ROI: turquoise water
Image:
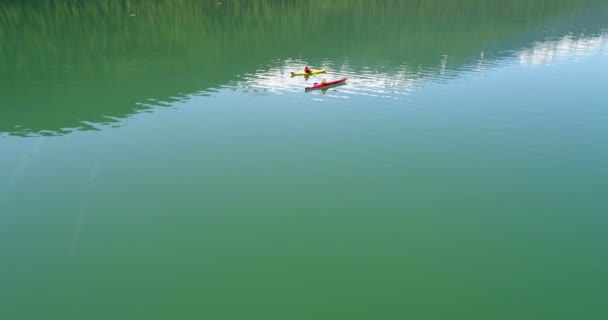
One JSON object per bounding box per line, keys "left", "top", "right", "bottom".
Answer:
{"left": 1, "top": 1, "right": 608, "bottom": 319}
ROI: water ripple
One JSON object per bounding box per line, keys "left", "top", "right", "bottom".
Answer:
{"left": 520, "top": 33, "right": 608, "bottom": 67}
{"left": 228, "top": 60, "right": 428, "bottom": 106}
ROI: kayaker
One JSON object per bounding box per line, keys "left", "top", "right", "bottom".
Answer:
{"left": 304, "top": 66, "right": 312, "bottom": 74}
{"left": 321, "top": 79, "right": 328, "bottom": 85}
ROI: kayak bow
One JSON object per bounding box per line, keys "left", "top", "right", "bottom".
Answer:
{"left": 291, "top": 69, "right": 327, "bottom": 76}
{"left": 305, "top": 78, "right": 348, "bottom": 91}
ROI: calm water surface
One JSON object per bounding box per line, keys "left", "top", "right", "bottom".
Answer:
{"left": 1, "top": 1, "right": 608, "bottom": 319}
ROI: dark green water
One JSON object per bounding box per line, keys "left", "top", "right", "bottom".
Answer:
{"left": 1, "top": 1, "right": 608, "bottom": 319}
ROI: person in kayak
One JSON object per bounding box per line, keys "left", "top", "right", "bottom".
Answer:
{"left": 312, "top": 79, "right": 328, "bottom": 86}
{"left": 304, "top": 66, "right": 312, "bottom": 74}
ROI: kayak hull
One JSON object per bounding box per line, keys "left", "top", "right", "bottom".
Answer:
{"left": 305, "top": 78, "right": 348, "bottom": 91}
{"left": 291, "top": 69, "right": 327, "bottom": 76}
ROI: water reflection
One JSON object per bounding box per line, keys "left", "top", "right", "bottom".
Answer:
{"left": 237, "top": 60, "right": 419, "bottom": 101}
{"left": 1, "top": 0, "right": 607, "bottom": 137}
{"left": 232, "top": 31, "right": 608, "bottom": 104}
{"left": 520, "top": 34, "right": 608, "bottom": 66}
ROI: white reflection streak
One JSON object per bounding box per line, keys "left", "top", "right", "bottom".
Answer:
{"left": 520, "top": 34, "right": 608, "bottom": 66}
{"left": 236, "top": 60, "right": 419, "bottom": 99}
{"left": 475, "top": 51, "right": 487, "bottom": 77}
{"left": 440, "top": 54, "right": 448, "bottom": 75}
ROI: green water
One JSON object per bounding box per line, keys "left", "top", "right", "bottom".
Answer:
{"left": 1, "top": 1, "right": 608, "bottom": 319}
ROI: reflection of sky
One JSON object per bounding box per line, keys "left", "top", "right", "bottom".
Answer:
{"left": 228, "top": 32, "right": 608, "bottom": 103}
{"left": 230, "top": 59, "right": 442, "bottom": 103}
{"left": 228, "top": 32, "right": 608, "bottom": 102}
{"left": 520, "top": 33, "right": 608, "bottom": 66}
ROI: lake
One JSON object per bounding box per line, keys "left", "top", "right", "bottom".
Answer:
{"left": 1, "top": 1, "right": 607, "bottom": 319}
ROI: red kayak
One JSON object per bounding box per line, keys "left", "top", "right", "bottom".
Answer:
{"left": 305, "top": 78, "right": 348, "bottom": 91}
